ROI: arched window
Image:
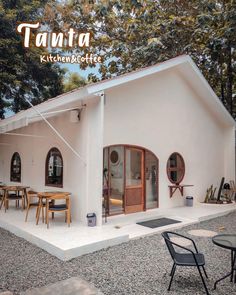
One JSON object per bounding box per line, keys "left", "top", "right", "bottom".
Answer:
{"left": 45, "top": 148, "right": 63, "bottom": 187}
{"left": 11, "top": 152, "right": 21, "bottom": 182}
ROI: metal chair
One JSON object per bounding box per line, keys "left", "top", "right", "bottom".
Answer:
{"left": 162, "top": 231, "right": 210, "bottom": 295}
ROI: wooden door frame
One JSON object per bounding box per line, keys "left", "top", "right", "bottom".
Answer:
{"left": 107, "top": 146, "right": 125, "bottom": 216}
{"left": 103, "top": 144, "right": 159, "bottom": 216}
{"left": 124, "top": 146, "right": 145, "bottom": 214}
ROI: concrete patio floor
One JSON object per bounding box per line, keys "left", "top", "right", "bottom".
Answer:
{"left": 0, "top": 201, "right": 236, "bottom": 260}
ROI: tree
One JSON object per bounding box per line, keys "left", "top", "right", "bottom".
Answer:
{"left": 190, "top": 0, "right": 236, "bottom": 115}
{"left": 63, "top": 72, "right": 87, "bottom": 92}
{"left": 46, "top": 0, "right": 236, "bottom": 117}
{"left": 0, "top": 0, "right": 65, "bottom": 118}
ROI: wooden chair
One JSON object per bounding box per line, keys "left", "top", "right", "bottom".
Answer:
{"left": 0, "top": 190, "right": 4, "bottom": 210}
{"left": 4, "top": 188, "right": 24, "bottom": 212}
{"left": 25, "top": 190, "right": 40, "bottom": 222}
{"left": 45, "top": 193, "right": 71, "bottom": 229}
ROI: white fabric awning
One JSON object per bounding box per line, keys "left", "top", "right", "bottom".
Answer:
{"left": 0, "top": 117, "right": 28, "bottom": 134}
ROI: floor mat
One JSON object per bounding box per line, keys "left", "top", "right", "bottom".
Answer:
{"left": 137, "top": 217, "right": 181, "bottom": 228}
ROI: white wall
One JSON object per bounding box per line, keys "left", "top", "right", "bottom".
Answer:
{"left": 85, "top": 95, "right": 104, "bottom": 226}
{"left": 103, "top": 68, "right": 235, "bottom": 209}
{"left": 0, "top": 97, "right": 104, "bottom": 224}
{"left": 0, "top": 68, "right": 234, "bottom": 221}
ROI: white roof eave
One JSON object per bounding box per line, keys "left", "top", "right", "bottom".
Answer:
{"left": 0, "top": 55, "right": 234, "bottom": 132}
{"left": 86, "top": 55, "right": 190, "bottom": 95}
{"left": 0, "top": 87, "right": 92, "bottom": 132}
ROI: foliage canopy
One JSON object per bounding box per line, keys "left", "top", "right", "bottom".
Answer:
{"left": 0, "top": 0, "right": 65, "bottom": 118}
{"left": 46, "top": 0, "right": 236, "bottom": 117}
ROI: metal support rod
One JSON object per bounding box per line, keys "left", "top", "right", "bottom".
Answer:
{"left": 4, "top": 132, "right": 46, "bottom": 138}
{"left": 29, "top": 106, "right": 83, "bottom": 118}
{"left": 24, "top": 98, "right": 86, "bottom": 166}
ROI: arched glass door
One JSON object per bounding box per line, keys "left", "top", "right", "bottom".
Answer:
{"left": 103, "top": 145, "right": 158, "bottom": 216}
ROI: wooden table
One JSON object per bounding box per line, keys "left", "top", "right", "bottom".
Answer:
{"left": 0, "top": 185, "right": 29, "bottom": 212}
{"left": 168, "top": 184, "right": 194, "bottom": 198}
{"left": 36, "top": 191, "right": 71, "bottom": 225}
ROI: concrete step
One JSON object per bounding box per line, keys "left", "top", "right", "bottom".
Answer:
{"left": 20, "top": 277, "right": 103, "bottom": 295}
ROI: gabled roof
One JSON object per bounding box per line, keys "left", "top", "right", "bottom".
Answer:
{"left": 0, "top": 54, "right": 235, "bottom": 133}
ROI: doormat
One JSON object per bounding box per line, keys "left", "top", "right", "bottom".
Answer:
{"left": 137, "top": 217, "right": 181, "bottom": 229}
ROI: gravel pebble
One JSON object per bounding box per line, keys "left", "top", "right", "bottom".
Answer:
{"left": 1, "top": 212, "right": 236, "bottom": 294}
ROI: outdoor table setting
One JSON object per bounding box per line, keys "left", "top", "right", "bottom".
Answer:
{"left": 0, "top": 185, "right": 29, "bottom": 212}
{"left": 0, "top": 185, "right": 71, "bottom": 228}
{"left": 36, "top": 191, "right": 71, "bottom": 227}
{"left": 212, "top": 234, "right": 236, "bottom": 289}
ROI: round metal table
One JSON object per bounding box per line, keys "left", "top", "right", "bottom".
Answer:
{"left": 212, "top": 234, "right": 236, "bottom": 289}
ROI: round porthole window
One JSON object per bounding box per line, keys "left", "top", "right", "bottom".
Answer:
{"left": 110, "top": 150, "right": 119, "bottom": 165}
{"left": 167, "top": 152, "right": 185, "bottom": 185}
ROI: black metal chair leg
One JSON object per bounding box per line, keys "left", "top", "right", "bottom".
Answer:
{"left": 214, "top": 271, "right": 232, "bottom": 290}
{"left": 231, "top": 251, "right": 234, "bottom": 282}
{"left": 202, "top": 266, "right": 208, "bottom": 278}
{"left": 197, "top": 265, "right": 210, "bottom": 295}
{"left": 169, "top": 263, "right": 176, "bottom": 276}
{"left": 168, "top": 265, "right": 176, "bottom": 291}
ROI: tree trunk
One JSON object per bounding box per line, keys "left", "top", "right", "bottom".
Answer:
{"left": 226, "top": 42, "right": 233, "bottom": 115}
{"left": 13, "top": 94, "right": 20, "bottom": 114}
{"left": 0, "top": 97, "right": 5, "bottom": 119}
{"left": 220, "top": 56, "right": 225, "bottom": 103}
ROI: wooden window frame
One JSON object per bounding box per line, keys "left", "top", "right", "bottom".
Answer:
{"left": 10, "top": 152, "right": 21, "bottom": 182}
{"left": 45, "top": 147, "right": 63, "bottom": 188}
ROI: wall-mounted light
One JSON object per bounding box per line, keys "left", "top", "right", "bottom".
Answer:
{"left": 70, "top": 109, "right": 82, "bottom": 123}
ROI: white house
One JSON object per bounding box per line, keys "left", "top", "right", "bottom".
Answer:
{"left": 0, "top": 55, "right": 235, "bottom": 226}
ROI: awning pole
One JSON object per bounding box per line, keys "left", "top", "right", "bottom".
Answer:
{"left": 29, "top": 106, "right": 82, "bottom": 118}
{"left": 25, "top": 98, "right": 86, "bottom": 166}
{"left": 5, "top": 132, "right": 46, "bottom": 138}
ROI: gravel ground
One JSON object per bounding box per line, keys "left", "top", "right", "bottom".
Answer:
{"left": 1, "top": 212, "right": 236, "bottom": 295}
